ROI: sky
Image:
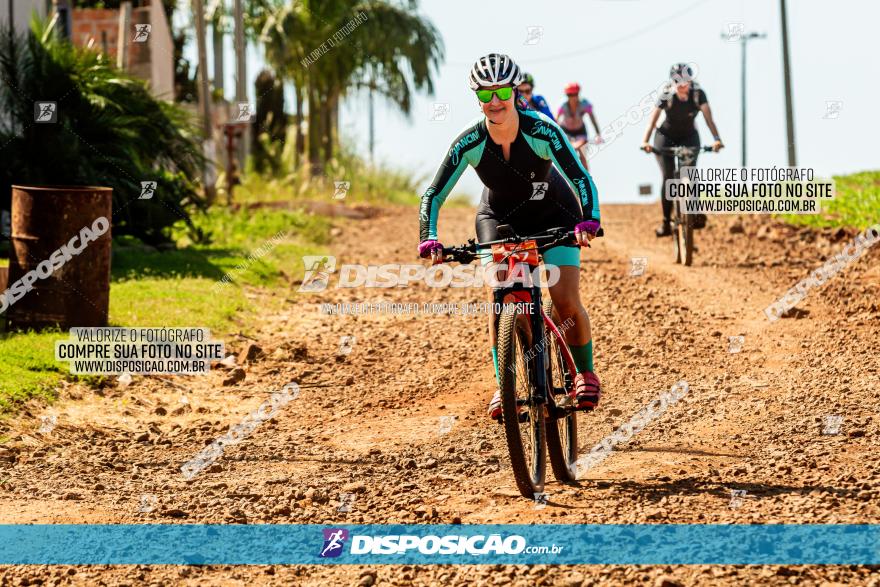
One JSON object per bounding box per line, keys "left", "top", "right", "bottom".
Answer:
{"left": 197, "top": 0, "right": 879, "bottom": 205}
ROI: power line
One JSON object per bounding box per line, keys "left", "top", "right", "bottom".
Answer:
{"left": 447, "top": 0, "right": 716, "bottom": 67}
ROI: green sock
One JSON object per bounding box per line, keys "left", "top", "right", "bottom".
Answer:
{"left": 569, "top": 341, "right": 594, "bottom": 374}
{"left": 491, "top": 346, "right": 500, "bottom": 386}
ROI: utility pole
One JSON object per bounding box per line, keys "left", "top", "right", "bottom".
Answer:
{"left": 368, "top": 85, "right": 375, "bottom": 164}
{"left": 116, "top": 1, "right": 131, "bottom": 70}
{"left": 193, "top": 0, "right": 215, "bottom": 202}
{"left": 724, "top": 29, "right": 765, "bottom": 166}
{"left": 233, "top": 0, "right": 248, "bottom": 170}
{"left": 780, "top": 0, "right": 797, "bottom": 166}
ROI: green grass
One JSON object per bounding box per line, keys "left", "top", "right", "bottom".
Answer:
{"left": 1, "top": 145, "right": 429, "bottom": 418}
{"left": 0, "top": 330, "right": 65, "bottom": 414}
{"left": 233, "top": 137, "right": 428, "bottom": 207}
{"left": 109, "top": 277, "right": 246, "bottom": 330}
{"left": 234, "top": 173, "right": 477, "bottom": 208}
{"left": 234, "top": 167, "right": 423, "bottom": 207}
{"left": 0, "top": 205, "right": 331, "bottom": 419}
{"left": 781, "top": 170, "right": 880, "bottom": 229}
{"left": 444, "top": 193, "right": 477, "bottom": 208}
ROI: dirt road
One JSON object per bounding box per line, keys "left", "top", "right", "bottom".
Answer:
{"left": 1, "top": 203, "right": 879, "bottom": 586}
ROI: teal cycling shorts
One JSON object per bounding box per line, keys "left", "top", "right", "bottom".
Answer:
{"left": 478, "top": 245, "right": 581, "bottom": 268}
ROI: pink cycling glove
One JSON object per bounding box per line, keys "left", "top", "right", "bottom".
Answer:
{"left": 418, "top": 240, "right": 443, "bottom": 259}
{"left": 574, "top": 220, "right": 601, "bottom": 236}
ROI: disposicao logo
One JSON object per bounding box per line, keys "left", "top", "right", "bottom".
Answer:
{"left": 319, "top": 528, "right": 349, "bottom": 558}
{"left": 318, "top": 530, "right": 529, "bottom": 556}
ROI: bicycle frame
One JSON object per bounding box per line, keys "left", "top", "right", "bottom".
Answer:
{"left": 542, "top": 308, "right": 578, "bottom": 417}
{"left": 672, "top": 151, "right": 694, "bottom": 225}
{"left": 490, "top": 255, "right": 578, "bottom": 418}
{"left": 674, "top": 148, "right": 697, "bottom": 173}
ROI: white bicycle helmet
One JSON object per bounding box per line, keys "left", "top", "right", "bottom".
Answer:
{"left": 468, "top": 53, "right": 523, "bottom": 91}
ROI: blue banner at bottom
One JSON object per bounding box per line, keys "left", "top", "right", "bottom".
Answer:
{"left": 1, "top": 524, "right": 878, "bottom": 565}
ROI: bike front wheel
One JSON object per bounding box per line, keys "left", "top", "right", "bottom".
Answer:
{"left": 672, "top": 200, "right": 694, "bottom": 266}
{"left": 542, "top": 300, "right": 579, "bottom": 482}
{"left": 681, "top": 214, "right": 694, "bottom": 266}
{"left": 497, "top": 302, "right": 546, "bottom": 498}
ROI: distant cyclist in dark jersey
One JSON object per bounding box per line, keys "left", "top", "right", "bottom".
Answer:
{"left": 641, "top": 63, "right": 724, "bottom": 237}
{"left": 517, "top": 72, "right": 554, "bottom": 120}
{"left": 418, "top": 53, "right": 602, "bottom": 418}
{"left": 556, "top": 82, "right": 603, "bottom": 171}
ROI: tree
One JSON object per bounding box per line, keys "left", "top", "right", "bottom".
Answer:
{"left": 0, "top": 18, "right": 205, "bottom": 243}
{"left": 252, "top": 68, "right": 287, "bottom": 174}
{"left": 258, "top": 0, "right": 443, "bottom": 176}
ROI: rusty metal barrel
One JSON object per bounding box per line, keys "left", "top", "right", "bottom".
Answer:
{"left": 5, "top": 185, "right": 112, "bottom": 330}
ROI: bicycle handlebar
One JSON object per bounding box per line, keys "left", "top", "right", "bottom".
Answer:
{"left": 439, "top": 226, "right": 604, "bottom": 265}
{"left": 643, "top": 145, "right": 716, "bottom": 155}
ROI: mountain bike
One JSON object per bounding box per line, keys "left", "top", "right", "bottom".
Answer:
{"left": 652, "top": 145, "right": 714, "bottom": 266}
{"left": 439, "top": 225, "right": 603, "bottom": 498}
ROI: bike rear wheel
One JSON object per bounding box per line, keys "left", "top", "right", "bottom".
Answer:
{"left": 497, "top": 303, "right": 546, "bottom": 498}
{"left": 542, "top": 300, "right": 578, "bottom": 482}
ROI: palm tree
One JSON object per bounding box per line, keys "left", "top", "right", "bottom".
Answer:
{"left": 0, "top": 18, "right": 205, "bottom": 243}
{"left": 258, "top": 0, "right": 443, "bottom": 176}
{"left": 253, "top": 0, "right": 312, "bottom": 170}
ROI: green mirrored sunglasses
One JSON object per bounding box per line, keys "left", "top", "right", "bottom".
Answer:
{"left": 476, "top": 86, "right": 514, "bottom": 103}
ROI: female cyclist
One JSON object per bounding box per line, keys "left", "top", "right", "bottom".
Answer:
{"left": 417, "top": 53, "right": 602, "bottom": 419}
{"left": 555, "top": 82, "right": 603, "bottom": 171}
{"left": 641, "top": 63, "right": 724, "bottom": 237}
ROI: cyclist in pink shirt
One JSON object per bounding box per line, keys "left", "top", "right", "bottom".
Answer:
{"left": 555, "top": 82, "right": 602, "bottom": 171}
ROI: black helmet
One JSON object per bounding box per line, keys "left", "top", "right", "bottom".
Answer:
{"left": 521, "top": 72, "right": 535, "bottom": 87}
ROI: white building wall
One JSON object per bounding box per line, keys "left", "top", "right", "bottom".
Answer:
{"left": 0, "top": 0, "right": 49, "bottom": 34}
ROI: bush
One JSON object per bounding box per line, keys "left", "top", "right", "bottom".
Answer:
{"left": 0, "top": 19, "right": 205, "bottom": 244}
{"left": 781, "top": 170, "right": 880, "bottom": 230}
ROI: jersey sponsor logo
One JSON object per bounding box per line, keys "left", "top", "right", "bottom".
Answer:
{"left": 419, "top": 187, "right": 436, "bottom": 224}
{"left": 529, "top": 121, "right": 564, "bottom": 152}
{"left": 448, "top": 129, "right": 481, "bottom": 166}
{"left": 572, "top": 177, "right": 589, "bottom": 201}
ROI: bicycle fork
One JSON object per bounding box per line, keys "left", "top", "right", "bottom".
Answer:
{"left": 492, "top": 282, "right": 548, "bottom": 409}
